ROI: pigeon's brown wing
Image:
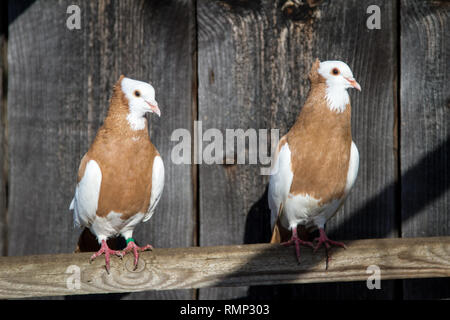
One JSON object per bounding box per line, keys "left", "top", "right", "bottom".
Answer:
{"left": 268, "top": 136, "right": 293, "bottom": 243}
{"left": 70, "top": 155, "right": 102, "bottom": 228}
{"left": 144, "top": 154, "right": 164, "bottom": 222}
{"left": 76, "top": 154, "right": 90, "bottom": 183}
{"left": 69, "top": 153, "right": 89, "bottom": 211}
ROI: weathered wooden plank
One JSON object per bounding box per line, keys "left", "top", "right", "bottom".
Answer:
{"left": 0, "top": 0, "right": 6, "bottom": 257}
{"left": 0, "top": 237, "right": 449, "bottom": 299}
{"left": 400, "top": 0, "right": 450, "bottom": 299}
{"left": 197, "top": 0, "right": 397, "bottom": 299}
{"left": 7, "top": 0, "right": 195, "bottom": 299}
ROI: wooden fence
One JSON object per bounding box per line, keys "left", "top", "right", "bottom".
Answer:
{"left": 0, "top": 0, "right": 448, "bottom": 299}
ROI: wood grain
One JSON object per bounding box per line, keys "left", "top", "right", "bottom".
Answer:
{"left": 0, "top": 0, "right": 6, "bottom": 257}
{"left": 400, "top": 0, "right": 450, "bottom": 299}
{"left": 0, "top": 237, "right": 449, "bottom": 299}
{"left": 7, "top": 0, "right": 195, "bottom": 299}
{"left": 197, "top": 0, "right": 397, "bottom": 299}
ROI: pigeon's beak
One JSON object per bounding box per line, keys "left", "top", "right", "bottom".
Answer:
{"left": 146, "top": 101, "right": 161, "bottom": 117}
{"left": 345, "top": 77, "right": 361, "bottom": 91}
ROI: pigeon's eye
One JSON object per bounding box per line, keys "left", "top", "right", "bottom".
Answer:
{"left": 134, "top": 90, "right": 141, "bottom": 97}
{"left": 331, "top": 68, "right": 340, "bottom": 75}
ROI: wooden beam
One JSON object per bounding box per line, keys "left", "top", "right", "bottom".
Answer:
{"left": 0, "top": 237, "right": 449, "bottom": 299}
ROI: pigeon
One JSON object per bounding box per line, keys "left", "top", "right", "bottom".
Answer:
{"left": 269, "top": 59, "right": 361, "bottom": 263}
{"left": 69, "top": 75, "right": 164, "bottom": 272}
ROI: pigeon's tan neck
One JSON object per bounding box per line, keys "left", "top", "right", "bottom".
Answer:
{"left": 293, "top": 81, "right": 352, "bottom": 132}
{"left": 101, "top": 85, "right": 150, "bottom": 138}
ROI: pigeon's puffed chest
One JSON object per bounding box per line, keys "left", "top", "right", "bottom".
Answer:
{"left": 279, "top": 140, "right": 358, "bottom": 229}
{"left": 94, "top": 135, "right": 158, "bottom": 220}
{"left": 287, "top": 99, "right": 352, "bottom": 205}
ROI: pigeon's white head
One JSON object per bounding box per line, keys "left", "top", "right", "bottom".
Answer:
{"left": 316, "top": 60, "right": 361, "bottom": 113}
{"left": 120, "top": 77, "right": 160, "bottom": 130}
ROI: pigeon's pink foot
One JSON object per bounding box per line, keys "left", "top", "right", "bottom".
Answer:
{"left": 90, "top": 239, "right": 124, "bottom": 273}
{"left": 313, "top": 228, "right": 346, "bottom": 253}
{"left": 281, "top": 227, "right": 314, "bottom": 264}
{"left": 122, "top": 239, "right": 153, "bottom": 269}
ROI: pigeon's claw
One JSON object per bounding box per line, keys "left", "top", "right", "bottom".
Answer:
{"left": 121, "top": 241, "right": 153, "bottom": 269}
{"left": 281, "top": 227, "right": 314, "bottom": 264}
{"left": 90, "top": 239, "right": 124, "bottom": 273}
{"left": 313, "top": 228, "right": 346, "bottom": 253}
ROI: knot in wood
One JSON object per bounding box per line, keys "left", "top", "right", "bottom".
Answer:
{"left": 281, "top": 0, "right": 324, "bottom": 21}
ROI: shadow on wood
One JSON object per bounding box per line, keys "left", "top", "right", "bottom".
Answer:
{"left": 8, "top": 0, "right": 35, "bottom": 27}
